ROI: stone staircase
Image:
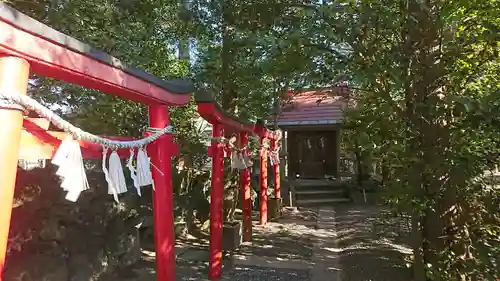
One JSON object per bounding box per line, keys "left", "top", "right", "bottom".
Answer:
{"left": 291, "top": 179, "right": 351, "bottom": 206}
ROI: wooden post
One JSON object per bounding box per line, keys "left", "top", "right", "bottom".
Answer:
{"left": 239, "top": 132, "right": 252, "bottom": 241}
{"left": 281, "top": 131, "right": 287, "bottom": 183}
{"left": 0, "top": 56, "right": 30, "bottom": 279}
{"left": 272, "top": 139, "right": 281, "bottom": 199}
{"left": 336, "top": 128, "right": 341, "bottom": 178}
{"left": 148, "top": 105, "right": 176, "bottom": 281}
{"left": 209, "top": 124, "right": 224, "bottom": 280}
{"left": 259, "top": 137, "right": 268, "bottom": 225}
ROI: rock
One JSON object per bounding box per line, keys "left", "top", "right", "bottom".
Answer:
{"left": 8, "top": 168, "right": 153, "bottom": 281}
{"left": 120, "top": 192, "right": 140, "bottom": 211}
{"left": 41, "top": 263, "right": 68, "bottom": 281}
{"left": 39, "top": 220, "right": 66, "bottom": 241}
{"left": 175, "top": 221, "right": 187, "bottom": 237}
{"left": 68, "top": 254, "right": 102, "bottom": 281}
{"left": 4, "top": 266, "right": 32, "bottom": 281}
{"left": 105, "top": 218, "right": 141, "bottom": 267}
{"left": 38, "top": 256, "right": 68, "bottom": 281}
{"left": 115, "top": 267, "right": 139, "bottom": 279}
{"left": 116, "top": 230, "right": 141, "bottom": 267}
{"left": 138, "top": 216, "right": 154, "bottom": 229}
{"left": 5, "top": 255, "right": 68, "bottom": 281}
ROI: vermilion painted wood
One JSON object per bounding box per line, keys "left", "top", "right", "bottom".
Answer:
{"left": 207, "top": 146, "right": 213, "bottom": 157}
{"left": 0, "top": 21, "right": 190, "bottom": 105}
{"left": 259, "top": 136, "right": 269, "bottom": 226}
{"left": 147, "top": 106, "right": 177, "bottom": 281}
{"left": 254, "top": 124, "right": 281, "bottom": 140}
{"left": 23, "top": 118, "right": 50, "bottom": 130}
{"left": 272, "top": 139, "right": 281, "bottom": 199}
{"left": 198, "top": 97, "right": 275, "bottom": 279}
{"left": 0, "top": 56, "right": 30, "bottom": 281}
{"left": 198, "top": 103, "right": 254, "bottom": 133}
{"left": 209, "top": 124, "right": 224, "bottom": 280}
{"left": 254, "top": 124, "right": 281, "bottom": 225}
{"left": 169, "top": 138, "right": 180, "bottom": 157}
{"left": 239, "top": 132, "right": 252, "bottom": 242}
{"left": 207, "top": 142, "right": 231, "bottom": 158}
{"left": 1, "top": 7, "right": 186, "bottom": 281}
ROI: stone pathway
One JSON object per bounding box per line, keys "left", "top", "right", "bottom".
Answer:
{"left": 105, "top": 205, "right": 411, "bottom": 281}
{"left": 226, "top": 207, "right": 316, "bottom": 281}
{"left": 226, "top": 205, "right": 412, "bottom": 281}
{"left": 310, "top": 208, "right": 341, "bottom": 281}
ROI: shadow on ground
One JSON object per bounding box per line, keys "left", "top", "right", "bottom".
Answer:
{"left": 334, "top": 204, "right": 412, "bottom": 281}
{"left": 227, "top": 265, "right": 309, "bottom": 281}
{"left": 100, "top": 253, "right": 233, "bottom": 281}
{"left": 238, "top": 225, "right": 315, "bottom": 259}
{"left": 100, "top": 205, "right": 413, "bottom": 281}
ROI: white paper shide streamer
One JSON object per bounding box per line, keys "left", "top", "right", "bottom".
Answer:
{"left": 51, "top": 136, "right": 89, "bottom": 202}
{"left": 268, "top": 146, "right": 280, "bottom": 166}
{"left": 101, "top": 148, "right": 127, "bottom": 202}
{"left": 127, "top": 149, "right": 141, "bottom": 196}
{"left": 136, "top": 147, "right": 153, "bottom": 187}
{"left": 1, "top": 89, "right": 171, "bottom": 203}
{"left": 230, "top": 149, "right": 253, "bottom": 170}
{"left": 126, "top": 147, "right": 153, "bottom": 197}
{"left": 230, "top": 151, "right": 247, "bottom": 170}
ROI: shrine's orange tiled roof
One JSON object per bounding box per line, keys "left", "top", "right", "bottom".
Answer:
{"left": 277, "top": 87, "right": 350, "bottom": 126}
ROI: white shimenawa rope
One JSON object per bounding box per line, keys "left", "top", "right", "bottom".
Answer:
{"left": 0, "top": 91, "right": 173, "bottom": 149}
{"left": 0, "top": 91, "right": 171, "bottom": 202}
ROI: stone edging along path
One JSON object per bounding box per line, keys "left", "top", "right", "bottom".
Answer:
{"left": 310, "top": 207, "right": 341, "bottom": 281}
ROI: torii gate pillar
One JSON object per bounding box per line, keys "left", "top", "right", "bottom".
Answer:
{"left": 208, "top": 123, "right": 225, "bottom": 280}
{"left": 148, "top": 105, "right": 176, "bottom": 281}
{"left": 239, "top": 132, "right": 252, "bottom": 241}
{"left": 0, "top": 56, "right": 30, "bottom": 279}
{"left": 259, "top": 137, "right": 269, "bottom": 225}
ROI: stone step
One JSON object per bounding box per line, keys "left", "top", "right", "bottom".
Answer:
{"left": 297, "top": 197, "right": 351, "bottom": 206}
{"left": 294, "top": 184, "right": 345, "bottom": 193}
{"left": 292, "top": 179, "right": 343, "bottom": 188}
{"left": 295, "top": 189, "right": 344, "bottom": 195}
{"left": 296, "top": 188, "right": 348, "bottom": 201}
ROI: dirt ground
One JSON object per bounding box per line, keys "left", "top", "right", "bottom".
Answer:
{"left": 334, "top": 204, "right": 412, "bottom": 281}
{"left": 99, "top": 204, "right": 412, "bottom": 281}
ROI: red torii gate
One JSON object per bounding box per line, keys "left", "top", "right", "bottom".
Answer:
{"left": 0, "top": 4, "right": 191, "bottom": 281}
{"left": 253, "top": 121, "right": 282, "bottom": 226}
{"left": 195, "top": 91, "right": 282, "bottom": 280}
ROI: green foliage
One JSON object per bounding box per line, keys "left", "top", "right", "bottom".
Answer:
{"left": 336, "top": 0, "right": 500, "bottom": 280}
{"left": 7, "top": 0, "right": 500, "bottom": 279}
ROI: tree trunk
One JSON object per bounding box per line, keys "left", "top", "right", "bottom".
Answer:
{"left": 185, "top": 169, "right": 196, "bottom": 232}
{"left": 401, "top": 0, "right": 452, "bottom": 279}
{"left": 411, "top": 211, "right": 426, "bottom": 281}
{"left": 354, "top": 141, "right": 364, "bottom": 186}
{"left": 220, "top": 0, "right": 236, "bottom": 112}
{"left": 178, "top": 0, "right": 191, "bottom": 62}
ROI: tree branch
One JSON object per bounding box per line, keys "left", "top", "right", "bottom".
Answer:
{"left": 301, "top": 43, "right": 347, "bottom": 59}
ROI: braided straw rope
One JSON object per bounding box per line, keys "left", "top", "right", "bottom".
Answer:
{"left": 0, "top": 91, "right": 173, "bottom": 149}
